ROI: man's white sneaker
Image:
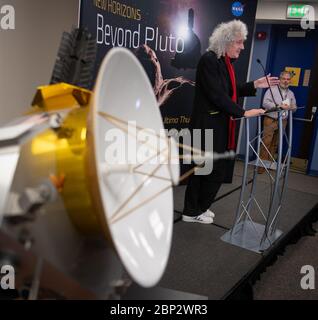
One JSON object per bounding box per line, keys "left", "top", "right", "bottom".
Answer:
{"left": 182, "top": 213, "right": 213, "bottom": 224}
{"left": 203, "top": 209, "right": 215, "bottom": 218}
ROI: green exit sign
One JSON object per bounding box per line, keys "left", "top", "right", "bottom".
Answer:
{"left": 287, "top": 4, "right": 310, "bottom": 18}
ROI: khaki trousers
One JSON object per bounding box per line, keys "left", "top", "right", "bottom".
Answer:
{"left": 259, "top": 116, "right": 287, "bottom": 163}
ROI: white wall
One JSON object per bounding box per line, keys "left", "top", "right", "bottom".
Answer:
{"left": 0, "top": 0, "right": 79, "bottom": 126}
{"left": 257, "top": 0, "right": 318, "bottom": 23}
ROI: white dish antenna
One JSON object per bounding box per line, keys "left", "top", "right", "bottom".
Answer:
{"left": 88, "top": 47, "right": 179, "bottom": 287}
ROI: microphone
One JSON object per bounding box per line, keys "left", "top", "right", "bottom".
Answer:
{"left": 256, "top": 59, "right": 280, "bottom": 110}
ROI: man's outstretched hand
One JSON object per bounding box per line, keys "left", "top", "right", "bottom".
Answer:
{"left": 254, "top": 74, "right": 280, "bottom": 88}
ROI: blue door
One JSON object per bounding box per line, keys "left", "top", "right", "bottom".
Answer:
{"left": 267, "top": 25, "right": 318, "bottom": 160}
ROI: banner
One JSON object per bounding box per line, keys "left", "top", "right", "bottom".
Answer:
{"left": 80, "top": 0, "right": 258, "bottom": 130}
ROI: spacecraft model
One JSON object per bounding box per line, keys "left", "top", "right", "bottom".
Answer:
{"left": 0, "top": 28, "right": 233, "bottom": 300}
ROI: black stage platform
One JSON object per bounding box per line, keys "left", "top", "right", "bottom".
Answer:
{"left": 124, "top": 162, "right": 318, "bottom": 300}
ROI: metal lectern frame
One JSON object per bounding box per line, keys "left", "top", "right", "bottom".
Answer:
{"left": 221, "top": 110, "right": 293, "bottom": 253}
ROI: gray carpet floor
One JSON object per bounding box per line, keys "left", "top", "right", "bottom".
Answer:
{"left": 159, "top": 221, "right": 260, "bottom": 299}
{"left": 235, "top": 161, "right": 318, "bottom": 300}
{"left": 163, "top": 161, "right": 318, "bottom": 299}
{"left": 128, "top": 161, "right": 318, "bottom": 299}
{"left": 253, "top": 222, "right": 318, "bottom": 300}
